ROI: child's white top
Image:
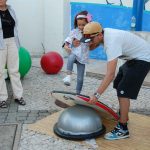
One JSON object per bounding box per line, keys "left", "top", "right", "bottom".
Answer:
{"left": 65, "top": 28, "right": 89, "bottom": 64}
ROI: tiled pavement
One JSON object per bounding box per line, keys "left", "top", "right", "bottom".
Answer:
{"left": 0, "top": 57, "right": 150, "bottom": 150}
{"left": 0, "top": 80, "right": 56, "bottom": 125}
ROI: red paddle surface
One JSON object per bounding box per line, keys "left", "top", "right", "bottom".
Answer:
{"left": 77, "top": 95, "right": 119, "bottom": 120}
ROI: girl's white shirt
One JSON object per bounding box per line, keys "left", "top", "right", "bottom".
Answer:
{"left": 65, "top": 28, "right": 89, "bottom": 64}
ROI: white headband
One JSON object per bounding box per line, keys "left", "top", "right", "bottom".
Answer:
{"left": 76, "top": 15, "right": 87, "bottom": 19}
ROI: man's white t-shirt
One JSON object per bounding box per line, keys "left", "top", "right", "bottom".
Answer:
{"left": 104, "top": 28, "right": 150, "bottom": 62}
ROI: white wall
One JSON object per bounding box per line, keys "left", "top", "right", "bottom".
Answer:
{"left": 7, "top": 0, "right": 150, "bottom": 56}
{"left": 44, "top": 0, "right": 68, "bottom": 55}
{"left": 8, "top": 0, "right": 44, "bottom": 56}
{"left": 70, "top": 0, "right": 133, "bottom": 7}
{"left": 8, "top": 0, "right": 70, "bottom": 56}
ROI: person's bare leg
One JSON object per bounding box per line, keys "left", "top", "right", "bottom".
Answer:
{"left": 118, "top": 97, "right": 130, "bottom": 123}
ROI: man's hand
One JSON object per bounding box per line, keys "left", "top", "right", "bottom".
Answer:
{"left": 88, "top": 94, "right": 98, "bottom": 104}
{"left": 72, "top": 38, "right": 80, "bottom": 47}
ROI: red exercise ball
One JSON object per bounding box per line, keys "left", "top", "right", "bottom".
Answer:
{"left": 40, "top": 51, "right": 63, "bottom": 74}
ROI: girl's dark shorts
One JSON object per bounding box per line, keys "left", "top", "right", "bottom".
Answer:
{"left": 113, "top": 60, "right": 150, "bottom": 99}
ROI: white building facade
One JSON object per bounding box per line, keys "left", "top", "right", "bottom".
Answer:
{"left": 8, "top": 0, "right": 150, "bottom": 56}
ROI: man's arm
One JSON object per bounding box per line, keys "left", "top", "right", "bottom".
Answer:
{"left": 89, "top": 58, "right": 118, "bottom": 103}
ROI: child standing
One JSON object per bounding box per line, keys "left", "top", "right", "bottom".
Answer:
{"left": 63, "top": 11, "right": 92, "bottom": 94}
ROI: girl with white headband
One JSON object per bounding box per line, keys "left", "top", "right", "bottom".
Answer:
{"left": 63, "top": 10, "right": 92, "bottom": 94}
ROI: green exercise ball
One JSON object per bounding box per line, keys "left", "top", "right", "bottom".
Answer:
{"left": 19, "top": 47, "right": 32, "bottom": 78}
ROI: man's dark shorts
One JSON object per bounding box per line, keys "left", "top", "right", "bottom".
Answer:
{"left": 113, "top": 60, "right": 150, "bottom": 99}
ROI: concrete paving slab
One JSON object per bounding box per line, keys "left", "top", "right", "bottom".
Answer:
{"left": 86, "top": 59, "right": 150, "bottom": 86}
{"left": 0, "top": 57, "right": 149, "bottom": 150}
{"left": 0, "top": 124, "right": 17, "bottom": 150}
{"left": 28, "top": 58, "right": 150, "bottom": 114}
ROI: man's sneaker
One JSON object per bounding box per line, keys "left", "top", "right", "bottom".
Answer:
{"left": 63, "top": 76, "right": 71, "bottom": 86}
{"left": 104, "top": 123, "right": 129, "bottom": 140}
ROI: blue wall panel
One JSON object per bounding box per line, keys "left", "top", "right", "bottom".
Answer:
{"left": 143, "top": 11, "right": 150, "bottom": 31}
{"left": 70, "top": 2, "right": 150, "bottom": 60}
